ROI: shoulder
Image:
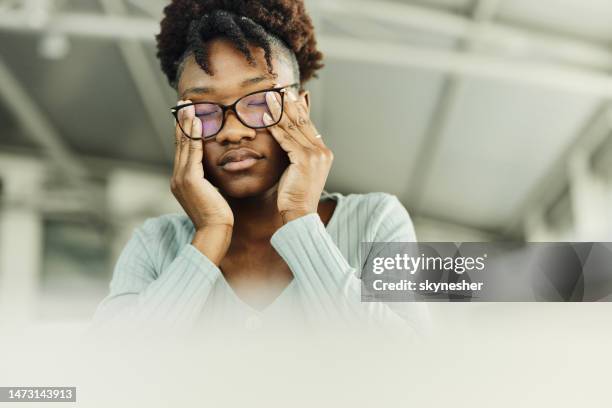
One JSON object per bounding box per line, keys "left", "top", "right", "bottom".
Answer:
{"left": 331, "top": 192, "right": 417, "bottom": 241}
{"left": 334, "top": 191, "right": 408, "bottom": 219}
{"left": 134, "top": 212, "right": 194, "bottom": 250}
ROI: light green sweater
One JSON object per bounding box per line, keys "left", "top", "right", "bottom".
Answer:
{"left": 93, "top": 191, "right": 430, "bottom": 335}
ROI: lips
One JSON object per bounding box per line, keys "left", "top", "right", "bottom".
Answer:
{"left": 218, "top": 148, "right": 264, "bottom": 171}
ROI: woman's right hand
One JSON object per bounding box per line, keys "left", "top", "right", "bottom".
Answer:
{"left": 171, "top": 100, "right": 234, "bottom": 231}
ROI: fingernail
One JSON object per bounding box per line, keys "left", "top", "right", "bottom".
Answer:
{"left": 266, "top": 92, "right": 277, "bottom": 105}
{"left": 289, "top": 91, "right": 298, "bottom": 101}
{"left": 184, "top": 100, "right": 193, "bottom": 113}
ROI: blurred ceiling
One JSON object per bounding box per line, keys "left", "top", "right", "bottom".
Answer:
{"left": 1, "top": 0, "right": 612, "bottom": 236}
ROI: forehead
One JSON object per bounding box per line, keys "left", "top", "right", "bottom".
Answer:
{"left": 177, "top": 39, "right": 294, "bottom": 98}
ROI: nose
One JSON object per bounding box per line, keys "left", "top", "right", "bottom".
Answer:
{"left": 214, "top": 110, "right": 256, "bottom": 144}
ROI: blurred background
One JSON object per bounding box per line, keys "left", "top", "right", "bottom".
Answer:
{"left": 1, "top": 0, "right": 612, "bottom": 326}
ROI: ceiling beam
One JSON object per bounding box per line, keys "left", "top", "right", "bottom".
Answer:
{"left": 407, "top": 0, "right": 501, "bottom": 213}
{"left": 505, "top": 104, "right": 612, "bottom": 237}
{"left": 125, "top": 0, "right": 164, "bottom": 20}
{"left": 0, "top": 10, "right": 158, "bottom": 41}
{"left": 321, "top": 12, "right": 415, "bottom": 44}
{"left": 0, "top": 55, "right": 88, "bottom": 182}
{"left": 1, "top": 9, "right": 612, "bottom": 95}
{"left": 99, "top": 0, "right": 174, "bottom": 161}
{"left": 0, "top": 143, "right": 171, "bottom": 181}
{"left": 318, "top": 35, "right": 612, "bottom": 98}
{"left": 315, "top": 0, "right": 612, "bottom": 71}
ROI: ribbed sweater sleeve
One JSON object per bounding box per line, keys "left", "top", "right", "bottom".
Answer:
{"left": 270, "top": 193, "right": 423, "bottom": 333}
{"left": 92, "top": 218, "right": 221, "bottom": 329}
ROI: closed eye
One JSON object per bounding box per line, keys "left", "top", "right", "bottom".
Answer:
{"left": 197, "top": 112, "right": 219, "bottom": 118}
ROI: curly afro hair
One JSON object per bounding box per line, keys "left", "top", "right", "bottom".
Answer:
{"left": 156, "top": 0, "right": 324, "bottom": 89}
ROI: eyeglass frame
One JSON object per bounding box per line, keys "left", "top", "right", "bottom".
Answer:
{"left": 171, "top": 82, "right": 300, "bottom": 141}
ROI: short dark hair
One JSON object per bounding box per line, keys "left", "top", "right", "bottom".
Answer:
{"left": 156, "top": 0, "right": 324, "bottom": 89}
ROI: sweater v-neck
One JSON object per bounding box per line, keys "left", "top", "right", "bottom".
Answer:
{"left": 218, "top": 191, "right": 345, "bottom": 315}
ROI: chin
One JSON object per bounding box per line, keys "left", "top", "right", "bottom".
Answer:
{"left": 221, "top": 184, "right": 265, "bottom": 199}
{"left": 216, "top": 176, "right": 278, "bottom": 199}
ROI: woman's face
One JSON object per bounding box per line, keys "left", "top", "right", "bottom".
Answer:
{"left": 177, "top": 39, "right": 305, "bottom": 199}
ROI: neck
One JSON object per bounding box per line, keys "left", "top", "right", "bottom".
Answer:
{"left": 224, "top": 184, "right": 284, "bottom": 251}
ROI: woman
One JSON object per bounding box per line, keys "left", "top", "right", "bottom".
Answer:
{"left": 93, "top": 0, "right": 428, "bottom": 335}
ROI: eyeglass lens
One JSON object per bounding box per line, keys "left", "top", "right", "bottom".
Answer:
{"left": 185, "top": 90, "right": 283, "bottom": 139}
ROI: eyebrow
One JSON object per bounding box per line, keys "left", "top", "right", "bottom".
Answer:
{"left": 181, "top": 75, "right": 273, "bottom": 99}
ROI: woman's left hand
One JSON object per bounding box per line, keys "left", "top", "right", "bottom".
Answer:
{"left": 263, "top": 88, "right": 334, "bottom": 224}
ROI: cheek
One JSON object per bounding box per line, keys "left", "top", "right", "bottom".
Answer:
{"left": 202, "top": 145, "right": 220, "bottom": 174}
{"left": 260, "top": 133, "right": 289, "bottom": 168}
{"left": 259, "top": 131, "right": 282, "bottom": 154}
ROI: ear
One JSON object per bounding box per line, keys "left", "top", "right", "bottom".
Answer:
{"left": 299, "top": 90, "right": 311, "bottom": 114}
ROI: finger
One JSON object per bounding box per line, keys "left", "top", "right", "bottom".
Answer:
{"left": 186, "top": 118, "right": 204, "bottom": 174}
{"left": 181, "top": 100, "right": 195, "bottom": 137}
{"left": 290, "top": 93, "right": 327, "bottom": 148}
{"left": 265, "top": 91, "right": 283, "bottom": 124}
{"left": 263, "top": 111, "right": 303, "bottom": 158}
{"left": 265, "top": 91, "right": 306, "bottom": 152}
{"left": 173, "top": 100, "right": 186, "bottom": 176}
{"left": 177, "top": 102, "right": 195, "bottom": 173}
{"left": 272, "top": 91, "right": 315, "bottom": 150}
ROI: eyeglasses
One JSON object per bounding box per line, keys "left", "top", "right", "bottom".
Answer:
{"left": 171, "top": 83, "right": 300, "bottom": 140}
